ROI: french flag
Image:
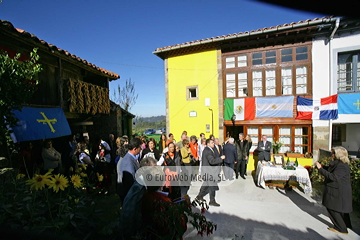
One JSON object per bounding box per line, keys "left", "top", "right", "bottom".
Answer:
{"left": 296, "top": 95, "right": 338, "bottom": 120}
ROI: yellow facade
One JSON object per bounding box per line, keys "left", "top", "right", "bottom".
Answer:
{"left": 167, "top": 50, "right": 219, "bottom": 140}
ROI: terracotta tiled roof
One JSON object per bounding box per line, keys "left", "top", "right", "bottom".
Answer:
{"left": 154, "top": 16, "right": 335, "bottom": 54}
{"left": 1, "top": 20, "right": 119, "bottom": 80}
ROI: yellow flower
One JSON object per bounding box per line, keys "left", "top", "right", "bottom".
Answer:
{"left": 69, "top": 167, "right": 74, "bottom": 172}
{"left": 70, "top": 174, "right": 82, "bottom": 188}
{"left": 97, "top": 173, "right": 104, "bottom": 182}
{"left": 75, "top": 167, "right": 82, "bottom": 173}
{"left": 16, "top": 173, "right": 25, "bottom": 180}
{"left": 48, "top": 174, "right": 69, "bottom": 193}
{"left": 26, "top": 172, "right": 52, "bottom": 190}
{"left": 80, "top": 172, "right": 87, "bottom": 178}
{"left": 78, "top": 163, "right": 87, "bottom": 170}
{"left": 74, "top": 198, "right": 79, "bottom": 204}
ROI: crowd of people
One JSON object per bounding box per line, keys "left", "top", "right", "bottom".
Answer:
{"left": 15, "top": 130, "right": 354, "bottom": 237}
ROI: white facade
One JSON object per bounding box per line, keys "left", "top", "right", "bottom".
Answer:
{"left": 312, "top": 27, "right": 360, "bottom": 156}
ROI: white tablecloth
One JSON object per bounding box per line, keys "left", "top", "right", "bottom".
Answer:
{"left": 255, "top": 161, "right": 312, "bottom": 194}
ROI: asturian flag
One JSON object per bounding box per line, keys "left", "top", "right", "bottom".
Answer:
{"left": 296, "top": 95, "right": 338, "bottom": 120}
{"left": 10, "top": 107, "right": 71, "bottom": 143}
{"left": 256, "top": 96, "right": 294, "bottom": 118}
{"left": 338, "top": 93, "right": 360, "bottom": 114}
{"left": 224, "top": 98, "right": 255, "bottom": 120}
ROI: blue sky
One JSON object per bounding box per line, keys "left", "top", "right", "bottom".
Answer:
{"left": 0, "top": 0, "right": 321, "bottom": 117}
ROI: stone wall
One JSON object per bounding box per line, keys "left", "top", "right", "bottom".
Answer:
{"left": 313, "top": 126, "right": 330, "bottom": 162}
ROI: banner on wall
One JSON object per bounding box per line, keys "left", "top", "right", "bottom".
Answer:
{"left": 296, "top": 95, "right": 338, "bottom": 120}
{"left": 338, "top": 93, "right": 360, "bottom": 114}
{"left": 224, "top": 98, "right": 255, "bottom": 121}
{"left": 10, "top": 107, "right": 71, "bottom": 143}
{"left": 256, "top": 96, "right": 294, "bottom": 118}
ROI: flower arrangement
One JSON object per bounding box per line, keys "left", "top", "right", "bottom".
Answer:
{"left": 0, "top": 164, "right": 118, "bottom": 239}
{"left": 272, "top": 140, "right": 283, "bottom": 154}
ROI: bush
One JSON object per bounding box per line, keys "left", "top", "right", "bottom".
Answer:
{"left": 0, "top": 165, "right": 120, "bottom": 239}
{"left": 349, "top": 158, "right": 360, "bottom": 204}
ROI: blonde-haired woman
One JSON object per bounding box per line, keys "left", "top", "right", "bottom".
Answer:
{"left": 315, "top": 146, "right": 352, "bottom": 235}
{"left": 245, "top": 135, "right": 252, "bottom": 176}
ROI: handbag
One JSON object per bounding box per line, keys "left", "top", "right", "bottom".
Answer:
{"left": 190, "top": 156, "right": 198, "bottom": 166}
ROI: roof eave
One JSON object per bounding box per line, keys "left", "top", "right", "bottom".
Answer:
{"left": 153, "top": 17, "right": 339, "bottom": 57}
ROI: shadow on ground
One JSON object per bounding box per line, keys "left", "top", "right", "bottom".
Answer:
{"left": 184, "top": 210, "right": 326, "bottom": 240}
{"left": 277, "top": 186, "right": 360, "bottom": 236}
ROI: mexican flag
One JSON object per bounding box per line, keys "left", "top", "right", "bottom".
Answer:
{"left": 224, "top": 98, "right": 255, "bottom": 120}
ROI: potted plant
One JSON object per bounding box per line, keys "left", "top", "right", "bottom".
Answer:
{"left": 272, "top": 140, "right": 283, "bottom": 154}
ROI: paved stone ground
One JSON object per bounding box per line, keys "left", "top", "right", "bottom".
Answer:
{"left": 183, "top": 173, "right": 360, "bottom": 240}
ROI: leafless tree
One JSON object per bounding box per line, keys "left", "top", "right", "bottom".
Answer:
{"left": 112, "top": 78, "right": 138, "bottom": 111}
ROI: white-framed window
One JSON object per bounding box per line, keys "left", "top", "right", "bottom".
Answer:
{"left": 337, "top": 51, "right": 360, "bottom": 92}
{"left": 282, "top": 67, "right": 292, "bottom": 95}
{"left": 279, "top": 127, "right": 291, "bottom": 153}
{"left": 247, "top": 127, "right": 258, "bottom": 152}
{"left": 265, "top": 69, "right": 276, "bottom": 96}
{"left": 226, "top": 57, "right": 235, "bottom": 68}
{"left": 238, "top": 55, "right": 247, "bottom": 67}
{"left": 295, "top": 127, "right": 309, "bottom": 154}
{"left": 186, "top": 85, "right": 199, "bottom": 100}
{"left": 226, "top": 73, "right": 236, "bottom": 97}
{"left": 238, "top": 72, "right": 248, "bottom": 97}
{"left": 252, "top": 70, "right": 263, "bottom": 96}
{"left": 296, "top": 66, "right": 307, "bottom": 94}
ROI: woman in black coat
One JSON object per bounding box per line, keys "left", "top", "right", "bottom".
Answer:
{"left": 315, "top": 146, "right": 352, "bottom": 235}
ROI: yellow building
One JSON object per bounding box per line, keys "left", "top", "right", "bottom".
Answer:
{"left": 163, "top": 49, "right": 222, "bottom": 140}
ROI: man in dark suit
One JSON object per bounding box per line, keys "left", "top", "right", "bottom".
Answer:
{"left": 196, "top": 139, "right": 225, "bottom": 207}
{"left": 223, "top": 138, "right": 237, "bottom": 180}
{"left": 258, "top": 135, "right": 272, "bottom": 162}
{"left": 235, "top": 133, "right": 249, "bottom": 179}
{"left": 213, "top": 138, "right": 223, "bottom": 158}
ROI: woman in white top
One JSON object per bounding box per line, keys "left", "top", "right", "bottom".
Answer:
{"left": 197, "top": 138, "right": 206, "bottom": 175}
{"left": 78, "top": 142, "right": 94, "bottom": 166}
{"left": 42, "top": 139, "right": 61, "bottom": 174}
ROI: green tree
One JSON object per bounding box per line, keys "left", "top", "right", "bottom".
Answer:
{"left": 0, "top": 48, "right": 42, "bottom": 157}
{"left": 111, "top": 78, "right": 138, "bottom": 111}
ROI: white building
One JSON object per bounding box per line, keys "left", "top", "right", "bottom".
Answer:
{"left": 312, "top": 17, "right": 360, "bottom": 160}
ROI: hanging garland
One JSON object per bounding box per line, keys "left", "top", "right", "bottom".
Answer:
{"left": 76, "top": 80, "right": 85, "bottom": 113}
{"left": 105, "top": 88, "right": 110, "bottom": 114}
{"left": 67, "top": 78, "right": 110, "bottom": 115}
{"left": 90, "top": 84, "right": 98, "bottom": 115}
{"left": 83, "top": 83, "right": 91, "bottom": 114}
{"left": 68, "top": 79, "right": 76, "bottom": 112}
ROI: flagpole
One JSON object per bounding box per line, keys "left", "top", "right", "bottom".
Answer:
{"left": 209, "top": 108, "right": 213, "bottom": 136}
{"left": 328, "top": 17, "right": 340, "bottom": 150}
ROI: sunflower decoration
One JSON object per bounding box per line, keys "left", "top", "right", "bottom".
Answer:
{"left": 48, "top": 174, "right": 69, "bottom": 193}
{"left": 26, "top": 170, "right": 53, "bottom": 191}
{"left": 97, "top": 172, "right": 104, "bottom": 182}
{"left": 16, "top": 173, "right": 26, "bottom": 180}
{"left": 78, "top": 163, "right": 87, "bottom": 170}
{"left": 70, "top": 174, "right": 82, "bottom": 188}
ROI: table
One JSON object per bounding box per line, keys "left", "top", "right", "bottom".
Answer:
{"left": 255, "top": 161, "right": 312, "bottom": 194}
